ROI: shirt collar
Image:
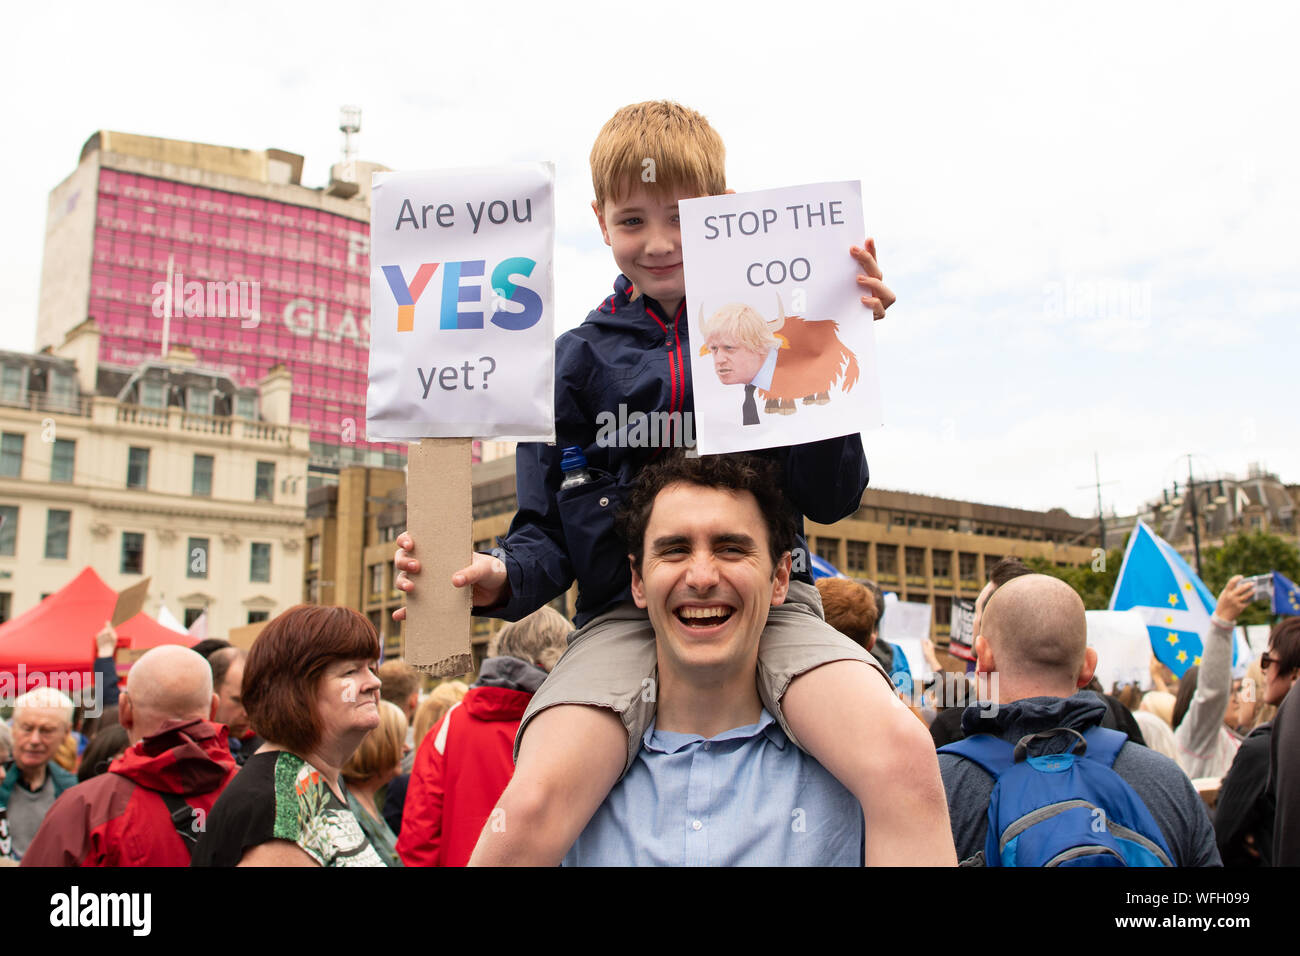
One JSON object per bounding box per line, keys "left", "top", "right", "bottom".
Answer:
{"left": 751, "top": 347, "right": 779, "bottom": 391}
{"left": 642, "top": 708, "right": 787, "bottom": 754}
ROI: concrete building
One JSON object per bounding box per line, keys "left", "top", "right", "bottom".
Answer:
{"left": 36, "top": 130, "right": 396, "bottom": 485}
{"left": 0, "top": 319, "right": 310, "bottom": 634}
{"left": 311, "top": 458, "right": 1100, "bottom": 661}
{"left": 1109, "top": 462, "right": 1298, "bottom": 566}
{"left": 304, "top": 467, "right": 407, "bottom": 661}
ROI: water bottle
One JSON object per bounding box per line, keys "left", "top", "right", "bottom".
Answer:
{"left": 560, "top": 446, "right": 591, "bottom": 490}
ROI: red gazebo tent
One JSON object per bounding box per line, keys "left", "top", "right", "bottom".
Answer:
{"left": 0, "top": 567, "right": 195, "bottom": 695}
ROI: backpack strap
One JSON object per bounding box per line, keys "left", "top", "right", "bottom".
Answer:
{"left": 1079, "top": 726, "right": 1128, "bottom": 769}
{"left": 938, "top": 734, "right": 1016, "bottom": 779}
{"left": 157, "top": 791, "right": 198, "bottom": 856}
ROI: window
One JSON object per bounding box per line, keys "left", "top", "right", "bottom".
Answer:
{"left": 368, "top": 609, "right": 384, "bottom": 638}
{"left": 121, "top": 532, "right": 145, "bottom": 574}
{"left": 905, "top": 547, "right": 926, "bottom": 577}
{"left": 932, "top": 550, "right": 952, "bottom": 579}
{"left": 183, "top": 607, "right": 204, "bottom": 628}
{"left": 45, "top": 509, "right": 71, "bottom": 559}
{"left": 250, "top": 541, "right": 271, "bottom": 582}
{"left": 815, "top": 538, "right": 839, "bottom": 564}
{"left": 50, "top": 439, "right": 75, "bottom": 483}
{"left": 0, "top": 592, "right": 10, "bottom": 624}
{"left": 370, "top": 563, "right": 384, "bottom": 596}
{"left": 959, "top": 552, "right": 978, "bottom": 581}
{"left": 1, "top": 365, "right": 26, "bottom": 404}
{"left": 187, "top": 537, "right": 209, "bottom": 579}
{"left": 192, "top": 454, "right": 214, "bottom": 497}
{"left": 187, "top": 387, "right": 213, "bottom": 416}
{"left": 309, "top": 535, "right": 321, "bottom": 565}
{"left": 846, "top": 540, "right": 870, "bottom": 574}
{"left": 934, "top": 595, "right": 952, "bottom": 627}
{"left": 0, "top": 505, "right": 16, "bottom": 556}
{"left": 235, "top": 394, "right": 257, "bottom": 419}
{"left": 255, "top": 461, "right": 275, "bottom": 502}
{"left": 127, "top": 447, "right": 150, "bottom": 489}
{"left": 247, "top": 610, "right": 269, "bottom": 625}
{"left": 140, "top": 380, "right": 166, "bottom": 408}
{"left": 877, "top": 547, "right": 898, "bottom": 577}
{"left": 49, "top": 369, "right": 78, "bottom": 408}
{"left": 0, "top": 433, "right": 24, "bottom": 478}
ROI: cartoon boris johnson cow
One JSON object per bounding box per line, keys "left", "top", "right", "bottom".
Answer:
{"left": 701, "top": 297, "right": 860, "bottom": 425}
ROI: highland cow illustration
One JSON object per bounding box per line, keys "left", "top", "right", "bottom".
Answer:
{"left": 701, "top": 296, "right": 860, "bottom": 425}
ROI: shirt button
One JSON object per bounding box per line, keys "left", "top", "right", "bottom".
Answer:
{"left": 598, "top": 496, "right": 609, "bottom": 507}
{"left": 691, "top": 820, "right": 702, "bottom": 831}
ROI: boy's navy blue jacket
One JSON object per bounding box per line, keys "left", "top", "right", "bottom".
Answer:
{"left": 487, "top": 275, "right": 870, "bottom": 628}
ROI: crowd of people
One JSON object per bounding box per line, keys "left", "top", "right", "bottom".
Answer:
{"left": 2, "top": 99, "right": 1298, "bottom": 867}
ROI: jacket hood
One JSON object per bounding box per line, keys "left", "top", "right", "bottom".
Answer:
{"left": 109, "top": 718, "right": 237, "bottom": 796}
{"left": 961, "top": 691, "right": 1109, "bottom": 752}
{"left": 474, "top": 656, "right": 549, "bottom": 695}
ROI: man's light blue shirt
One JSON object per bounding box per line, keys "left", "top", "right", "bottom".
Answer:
{"left": 750, "top": 347, "right": 779, "bottom": 391}
{"left": 563, "top": 708, "right": 864, "bottom": 866}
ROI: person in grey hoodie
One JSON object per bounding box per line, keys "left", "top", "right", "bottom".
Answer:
{"left": 938, "top": 574, "right": 1221, "bottom": 866}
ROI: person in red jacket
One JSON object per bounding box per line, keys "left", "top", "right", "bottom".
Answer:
{"left": 398, "top": 606, "right": 570, "bottom": 867}
{"left": 21, "top": 645, "right": 237, "bottom": 867}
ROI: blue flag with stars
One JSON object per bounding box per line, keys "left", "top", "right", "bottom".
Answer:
{"left": 1275, "top": 571, "right": 1300, "bottom": 617}
{"left": 1109, "top": 520, "right": 1233, "bottom": 678}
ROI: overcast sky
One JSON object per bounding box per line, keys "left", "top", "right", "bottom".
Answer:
{"left": 4, "top": 0, "right": 1296, "bottom": 522}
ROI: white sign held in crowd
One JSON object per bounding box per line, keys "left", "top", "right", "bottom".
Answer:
{"left": 366, "top": 164, "right": 556, "bottom": 442}
{"left": 680, "top": 181, "right": 883, "bottom": 455}
{"left": 1085, "top": 610, "right": 1154, "bottom": 691}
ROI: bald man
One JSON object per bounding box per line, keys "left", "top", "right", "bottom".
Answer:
{"left": 936, "top": 574, "right": 1220, "bottom": 867}
{"left": 21, "top": 646, "right": 239, "bottom": 867}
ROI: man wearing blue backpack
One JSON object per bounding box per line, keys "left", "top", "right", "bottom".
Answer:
{"left": 938, "top": 573, "right": 1220, "bottom": 867}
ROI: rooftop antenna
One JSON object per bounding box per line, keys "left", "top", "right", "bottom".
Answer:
{"left": 339, "top": 105, "right": 361, "bottom": 183}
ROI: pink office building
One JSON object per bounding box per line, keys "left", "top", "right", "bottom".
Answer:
{"left": 37, "top": 131, "right": 402, "bottom": 482}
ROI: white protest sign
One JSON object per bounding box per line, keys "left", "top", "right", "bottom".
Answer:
{"left": 367, "top": 164, "right": 555, "bottom": 442}
{"left": 680, "top": 181, "right": 883, "bottom": 455}
{"left": 1085, "top": 610, "right": 1153, "bottom": 691}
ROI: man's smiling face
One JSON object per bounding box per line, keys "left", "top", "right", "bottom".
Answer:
{"left": 630, "top": 482, "right": 791, "bottom": 682}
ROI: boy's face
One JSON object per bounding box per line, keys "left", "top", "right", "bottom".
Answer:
{"left": 707, "top": 335, "right": 769, "bottom": 385}
{"left": 593, "top": 185, "right": 699, "bottom": 311}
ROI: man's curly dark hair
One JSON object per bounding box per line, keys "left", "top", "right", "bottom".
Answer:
{"left": 616, "top": 450, "right": 797, "bottom": 575}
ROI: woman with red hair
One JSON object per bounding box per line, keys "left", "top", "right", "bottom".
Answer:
{"left": 191, "top": 606, "right": 386, "bottom": 867}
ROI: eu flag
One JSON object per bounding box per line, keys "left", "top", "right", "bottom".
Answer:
{"left": 1275, "top": 571, "right": 1300, "bottom": 617}
{"left": 1109, "top": 521, "right": 1230, "bottom": 678}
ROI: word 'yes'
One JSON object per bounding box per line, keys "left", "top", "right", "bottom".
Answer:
{"left": 382, "top": 259, "right": 542, "bottom": 333}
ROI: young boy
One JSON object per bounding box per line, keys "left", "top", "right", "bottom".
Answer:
{"left": 395, "top": 101, "right": 954, "bottom": 865}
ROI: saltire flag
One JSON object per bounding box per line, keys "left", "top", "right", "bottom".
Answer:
{"left": 1109, "top": 520, "right": 1235, "bottom": 678}
{"left": 809, "top": 554, "right": 846, "bottom": 580}
{"left": 1274, "top": 571, "right": 1300, "bottom": 617}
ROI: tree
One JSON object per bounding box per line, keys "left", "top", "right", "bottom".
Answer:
{"left": 1201, "top": 531, "right": 1300, "bottom": 626}
{"left": 1025, "top": 548, "right": 1124, "bottom": 610}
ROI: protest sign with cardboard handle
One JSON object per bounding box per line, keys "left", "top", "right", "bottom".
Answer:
{"left": 368, "top": 164, "right": 555, "bottom": 674}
